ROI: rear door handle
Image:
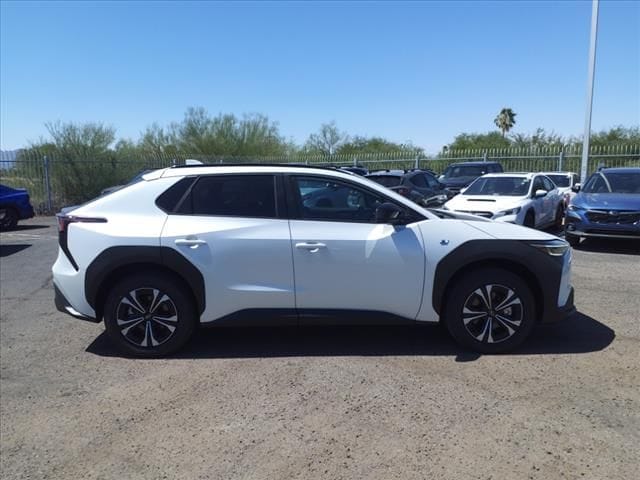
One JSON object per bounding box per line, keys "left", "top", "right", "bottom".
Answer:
{"left": 175, "top": 238, "right": 207, "bottom": 247}
{"left": 295, "top": 242, "right": 326, "bottom": 253}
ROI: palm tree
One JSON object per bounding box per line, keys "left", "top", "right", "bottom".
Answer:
{"left": 494, "top": 108, "right": 517, "bottom": 137}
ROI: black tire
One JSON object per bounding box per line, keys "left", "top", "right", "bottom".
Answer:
{"left": 0, "top": 207, "right": 18, "bottom": 230}
{"left": 443, "top": 268, "right": 536, "bottom": 354}
{"left": 565, "top": 232, "right": 580, "bottom": 247}
{"left": 103, "top": 272, "right": 197, "bottom": 357}
{"left": 523, "top": 211, "right": 535, "bottom": 229}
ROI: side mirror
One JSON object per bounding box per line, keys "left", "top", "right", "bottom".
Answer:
{"left": 375, "top": 203, "right": 404, "bottom": 224}
{"left": 571, "top": 183, "right": 581, "bottom": 193}
{"left": 534, "top": 189, "right": 548, "bottom": 198}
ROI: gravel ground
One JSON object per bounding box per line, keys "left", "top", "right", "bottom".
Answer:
{"left": 1, "top": 217, "right": 638, "bottom": 480}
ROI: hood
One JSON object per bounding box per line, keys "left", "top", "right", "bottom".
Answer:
{"left": 465, "top": 220, "right": 558, "bottom": 241}
{"left": 444, "top": 194, "right": 525, "bottom": 214}
{"left": 572, "top": 193, "right": 640, "bottom": 211}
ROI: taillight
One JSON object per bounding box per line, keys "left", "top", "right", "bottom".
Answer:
{"left": 397, "top": 187, "right": 410, "bottom": 196}
{"left": 56, "top": 215, "right": 107, "bottom": 270}
{"left": 57, "top": 214, "right": 107, "bottom": 233}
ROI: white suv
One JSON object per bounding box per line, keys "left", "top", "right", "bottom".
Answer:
{"left": 52, "top": 165, "right": 575, "bottom": 357}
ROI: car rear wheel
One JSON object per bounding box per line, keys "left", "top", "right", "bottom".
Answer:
{"left": 103, "top": 272, "right": 196, "bottom": 357}
{"left": 443, "top": 268, "right": 536, "bottom": 354}
{"left": 0, "top": 207, "right": 18, "bottom": 230}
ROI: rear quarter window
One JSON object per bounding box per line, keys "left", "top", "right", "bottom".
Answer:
{"left": 155, "top": 177, "right": 196, "bottom": 213}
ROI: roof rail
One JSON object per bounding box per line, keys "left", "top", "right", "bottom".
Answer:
{"left": 170, "top": 162, "right": 347, "bottom": 172}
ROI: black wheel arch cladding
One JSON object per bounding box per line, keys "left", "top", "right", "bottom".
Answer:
{"left": 85, "top": 246, "right": 206, "bottom": 317}
{"left": 432, "top": 239, "right": 564, "bottom": 322}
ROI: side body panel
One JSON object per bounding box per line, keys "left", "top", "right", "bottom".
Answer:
{"left": 289, "top": 220, "right": 426, "bottom": 319}
{"left": 160, "top": 215, "right": 295, "bottom": 322}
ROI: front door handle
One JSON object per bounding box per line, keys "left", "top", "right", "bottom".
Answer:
{"left": 175, "top": 238, "right": 207, "bottom": 247}
{"left": 295, "top": 242, "right": 326, "bottom": 253}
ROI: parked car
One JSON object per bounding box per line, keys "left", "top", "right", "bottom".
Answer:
{"left": 564, "top": 167, "right": 640, "bottom": 246}
{"left": 439, "top": 161, "right": 504, "bottom": 194}
{"left": 443, "top": 172, "right": 565, "bottom": 229}
{"left": 366, "top": 169, "right": 453, "bottom": 207}
{"left": 52, "top": 164, "right": 575, "bottom": 357}
{"left": 540, "top": 171, "right": 580, "bottom": 207}
{"left": 0, "top": 184, "right": 35, "bottom": 229}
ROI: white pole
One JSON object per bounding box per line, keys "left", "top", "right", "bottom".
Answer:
{"left": 580, "top": 0, "right": 599, "bottom": 183}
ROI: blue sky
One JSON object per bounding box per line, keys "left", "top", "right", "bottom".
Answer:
{"left": 1, "top": 0, "right": 638, "bottom": 153}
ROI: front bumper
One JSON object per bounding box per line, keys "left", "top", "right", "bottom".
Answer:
{"left": 540, "top": 287, "right": 576, "bottom": 323}
{"left": 54, "top": 284, "right": 100, "bottom": 323}
{"left": 565, "top": 210, "right": 640, "bottom": 240}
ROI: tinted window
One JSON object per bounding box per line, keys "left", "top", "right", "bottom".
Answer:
{"left": 546, "top": 174, "right": 570, "bottom": 187}
{"left": 294, "top": 177, "right": 386, "bottom": 223}
{"left": 442, "top": 165, "right": 488, "bottom": 178}
{"left": 583, "top": 172, "right": 640, "bottom": 194}
{"left": 424, "top": 173, "right": 440, "bottom": 188}
{"left": 156, "top": 177, "right": 196, "bottom": 212}
{"left": 184, "top": 175, "right": 276, "bottom": 217}
{"left": 409, "top": 174, "right": 427, "bottom": 187}
{"left": 366, "top": 175, "right": 402, "bottom": 187}
{"left": 542, "top": 176, "right": 555, "bottom": 191}
{"left": 532, "top": 177, "right": 545, "bottom": 193}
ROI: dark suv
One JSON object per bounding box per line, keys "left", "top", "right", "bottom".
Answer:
{"left": 439, "top": 162, "right": 504, "bottom": 194}
{"left": 366, "top": 169, "right": 452, "bottom": 207}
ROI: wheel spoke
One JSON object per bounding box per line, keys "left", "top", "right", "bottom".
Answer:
{"left": 117, "top": 315, "right": 144, "bottom": 326}
{"left": 463, "top": 308, "right": 488, "bottom": 325}
{"left": 121, "top": 318, "right": 145, "bottom": 336}
{"left": 150, "top": 293, "right": 171, "bottom": 314}
{"left": 121, "top": 294, "right": 145, "bottom": 314}
{"left": 474, "top": 316, "right": 492, "bottom": 342}
{"left": 495, "top": 291, "right": 521, "bottom": 312}
{"left": 152, "top": 317, "right": 177, "bottom": 332}
{"left": 495, "top": 314, "right": 521, "bottom": 330}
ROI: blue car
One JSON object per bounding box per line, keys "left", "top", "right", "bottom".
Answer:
{"left": 565, "top": 167, "right": 640, "bottom": 246}
{"left": 0, "top": 184, "right": 35, "bottom": 230}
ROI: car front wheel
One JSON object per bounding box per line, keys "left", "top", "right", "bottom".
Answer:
{"left": 103, "top": 272, "right": 196, "bottom": 357}
{"left": 443, "top": 268, "right": 536, "bottom": 354}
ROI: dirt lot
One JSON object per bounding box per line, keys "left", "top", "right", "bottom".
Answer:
{"left": 1, "top": 217, "right": 638, "bottom": 480}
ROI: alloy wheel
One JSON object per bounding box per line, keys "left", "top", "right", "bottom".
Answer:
{"left": 116, "top": 288, "right": 179, "bottom": 347}
{"left": 462, "top": 284, "right": 524, "bottom": 344}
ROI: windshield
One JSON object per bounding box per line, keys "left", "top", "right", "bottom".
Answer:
{"left": 545, "top": 174, "right": 570, "bottom": 187}
{"left": 442, "top": 165, "right": 488, "bottom": 179}
{"left": 367, "top": 176, "right": 402, "bottom": 188}
{"left": 582, "top": 172, "right": 640, "bottom": 194}
{"left": 464, "top": 177, "right": 531, "bottom": 196}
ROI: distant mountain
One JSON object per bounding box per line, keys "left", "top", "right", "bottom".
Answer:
{"left": 0, "top": 149, "right": 21, "bottom": 169}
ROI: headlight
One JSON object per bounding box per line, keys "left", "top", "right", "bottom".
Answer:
{"left": 493, "top": 207, "right": 521, "bottom": 218}
{"left": 568, "top": 205, "right": 584, "bottom": 211}
{"left": 529, "top": 239, "right": 570, "bottom": 256}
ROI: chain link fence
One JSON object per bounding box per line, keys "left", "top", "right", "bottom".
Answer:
{"left": 1, "top": 145, "right": 638, "bottom": 214}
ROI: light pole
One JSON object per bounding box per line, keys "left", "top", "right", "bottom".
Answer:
{"left": 580, "top": 0, "right": 600, "bottom": 183}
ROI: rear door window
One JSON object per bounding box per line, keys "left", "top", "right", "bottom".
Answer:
{"left": 180, "top": 175, "right": 277, "bottom": 218}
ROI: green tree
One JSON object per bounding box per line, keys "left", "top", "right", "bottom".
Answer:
{"left": 304, "top": 121, "right": 348, "bottom": 155}
{"left": 494, "top": 108, "right": 517, "bottom": 137}
{"left": 337, "top": 136, "right": 420, "bottom": 155}
{"left": 446, "top": 132, "right": 510, "bottom": 151}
